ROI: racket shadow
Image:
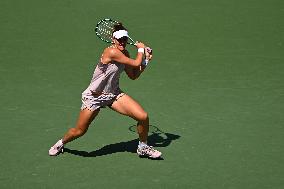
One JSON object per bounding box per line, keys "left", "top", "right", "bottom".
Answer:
{"left": 64, "top": 125, "right": 180, "bottom": 159}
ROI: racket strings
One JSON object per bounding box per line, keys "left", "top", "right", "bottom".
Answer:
{"left": 95, "top": 18, "right": 135, "bottom": 45}
{"left": 96, "top": 20, "right": 117, "bottom": 42}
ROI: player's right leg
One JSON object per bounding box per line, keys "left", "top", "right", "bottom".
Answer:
{"left": 48, "top": 109, "right": 100, "bottom": 156}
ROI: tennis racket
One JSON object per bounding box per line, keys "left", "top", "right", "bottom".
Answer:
{"left": 95, "top": 18, "right": 136, "bottom": 45}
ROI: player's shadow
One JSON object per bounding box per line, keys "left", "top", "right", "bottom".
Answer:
{"left": 64, "top": 125, "right": 180, "bottom": 160}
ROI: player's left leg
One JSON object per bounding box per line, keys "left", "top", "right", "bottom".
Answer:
{"left": 111, "top": 94, "right": 149, "bottom": 142}
{"left": 110, "top": 94, "right": 162, "bottom": 158}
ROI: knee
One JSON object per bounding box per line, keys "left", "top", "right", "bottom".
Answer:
{"left": 69, "top": 128, "right": 87, "bottom": 137}
{"left": 137, "top": 111, "right": 149, "bottom": 122}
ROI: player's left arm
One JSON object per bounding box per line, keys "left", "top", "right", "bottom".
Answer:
{"left": 124, "top": 48, "right": 152, "bottom": 80}
{"left": 125, "top": 64, "right": 146, "bottom": 80}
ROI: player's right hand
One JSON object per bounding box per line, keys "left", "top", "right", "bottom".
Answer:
{"left": 135, "top": 42, "right": 145, "bottom": 49}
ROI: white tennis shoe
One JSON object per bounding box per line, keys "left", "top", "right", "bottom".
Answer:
{"left": 49, "top": 139, "right": 64, "bottom": 156}
{"left": 137, "top": 145, "right": 162, "bottom": 159}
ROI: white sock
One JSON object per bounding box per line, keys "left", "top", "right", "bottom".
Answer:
{"left": 138, "top": 141, "right": 147, "bottom": 148}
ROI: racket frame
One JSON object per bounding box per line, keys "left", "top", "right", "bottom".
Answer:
{"left": 95, "top": 18, "right": 136, "bottom": 46}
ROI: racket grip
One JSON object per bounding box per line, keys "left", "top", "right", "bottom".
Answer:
{"left": 142, "top": 59, "right": 149, "bottom": 66}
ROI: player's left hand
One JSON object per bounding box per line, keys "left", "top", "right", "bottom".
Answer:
{"left": 145, "top": 47, "right": 153, "bottom": 61}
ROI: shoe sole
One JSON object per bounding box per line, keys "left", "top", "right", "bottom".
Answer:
{"left": 49, "top": 148, "right": 64, "bottom": 156}
{"left": 138, "top": 155, "right": 164, "bottom": 160}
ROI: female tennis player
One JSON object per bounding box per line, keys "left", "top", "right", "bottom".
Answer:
{"left": 49, "top": 23, "right": 162, "bottom": 159}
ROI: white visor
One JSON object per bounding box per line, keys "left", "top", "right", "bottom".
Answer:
{"left": 113, "top": 30, "right": 129, "bottom": 39}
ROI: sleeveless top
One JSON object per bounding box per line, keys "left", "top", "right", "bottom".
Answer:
{"left": 82, "top": 60, "right": 125, "bottom": 96}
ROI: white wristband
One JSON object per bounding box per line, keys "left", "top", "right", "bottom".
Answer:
{"left": 138, "top": 48, "right": 144, "bottom": 53}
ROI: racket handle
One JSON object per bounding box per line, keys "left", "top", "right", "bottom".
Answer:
{"left": 142, "top": 59, "right": 149, "bottom": 66}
